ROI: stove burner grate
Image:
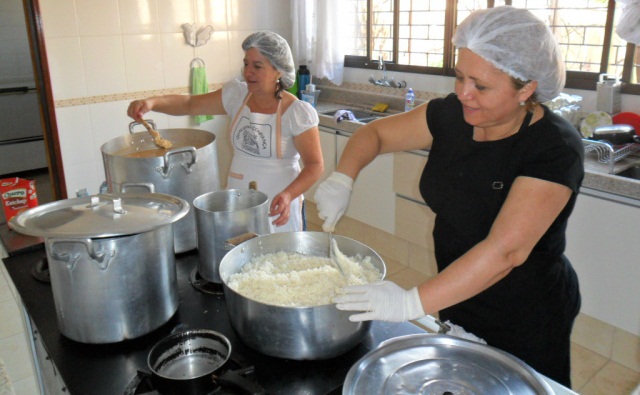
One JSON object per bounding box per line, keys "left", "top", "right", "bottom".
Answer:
{"left": 189, "top": 267, "right": 224, "bottom": 295}
{"left": 123, "top": 357, "right": 259, "bottom": 395}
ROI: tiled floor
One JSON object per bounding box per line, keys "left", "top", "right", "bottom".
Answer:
{"left": 0, "top": 183, "right": 638, "bottom": 394}
{"left": 306, "top": 207, "right": 640, "bottom": 395}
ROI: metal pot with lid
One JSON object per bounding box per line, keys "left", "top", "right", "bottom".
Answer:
{"left": 101, "top": 120, "right": 220, "bottom": 253}
{"left": 10, "top": 193, "right": 189, "bottom": 344}
{"left": 343, "top": 334, "right": 554, "bottom": 395}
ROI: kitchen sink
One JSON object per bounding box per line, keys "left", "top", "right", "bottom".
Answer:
{"left": 355, "top": 116, "right": 383, "bottom": 123}
{"left": 321, "top": 108, "right": 386, "bottom": 123}
{"left": 615, "top": 165, "right": 640, "bottom": 180}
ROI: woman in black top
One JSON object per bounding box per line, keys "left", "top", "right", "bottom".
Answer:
{"left": 315, "top": 6, "right": 583, "bottom": 388}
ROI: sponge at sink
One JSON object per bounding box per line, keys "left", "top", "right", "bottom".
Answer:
{"left": 371, "top": 103, "right": 389, "bottom": 113}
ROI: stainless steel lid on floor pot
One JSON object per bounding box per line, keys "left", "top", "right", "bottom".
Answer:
{"left": 9, "top": 193, "right": 189, "bottom": 238}
{"left": 343, "top": 334, "right": 554, "bottom": 395}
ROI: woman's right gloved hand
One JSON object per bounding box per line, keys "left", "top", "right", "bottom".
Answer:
{"left": 314, "top": 172, "right": 353, "bottom": 232}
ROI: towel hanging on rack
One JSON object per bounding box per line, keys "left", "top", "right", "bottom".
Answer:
{"left": 191, "top": 58, "right": 213, "bottom": 124}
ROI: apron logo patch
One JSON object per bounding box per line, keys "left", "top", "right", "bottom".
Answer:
{"left": 492, "top": 181, "right": 504, "bottom": 190}
{"left": 234, "top": 117, "right": 271, "bottom": 157}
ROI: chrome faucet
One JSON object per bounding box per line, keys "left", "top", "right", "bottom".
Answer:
{"left": 369, "top": 55, "right": 406, "bottom": 88}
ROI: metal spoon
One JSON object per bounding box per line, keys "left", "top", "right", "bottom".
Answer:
{"left": 140, "top": 119, "right": 173, "bottom": 149}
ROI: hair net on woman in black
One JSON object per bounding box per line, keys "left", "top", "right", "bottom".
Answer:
{"left": 242, "top": 31, "right": 296, "bottom": 89}
{"left": 452, "top": 6, "right": 565, "bottom": 103}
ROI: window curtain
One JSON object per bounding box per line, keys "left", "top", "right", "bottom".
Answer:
{"left": 615, "top": 0, "right": 640, "bottom": 45}
{"left": 290, "top": 0, "right": 345, "bottom": 85}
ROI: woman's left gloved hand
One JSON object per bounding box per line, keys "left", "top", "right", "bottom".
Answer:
{"left": 334, "top": 281, "right": 425, "bottom": 322}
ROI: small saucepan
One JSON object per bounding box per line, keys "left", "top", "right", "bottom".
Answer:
{"left": 592, "top": 124, "right": 639, "bottom": 145}
{"left": 147, "top": 329, "right": 265, "bottom": 395}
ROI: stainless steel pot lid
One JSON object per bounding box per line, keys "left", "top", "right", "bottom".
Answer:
{"left": 9, "top": 193, "right": 189, "bottom": 238}
{"left": 343, "top": 334, "right": 554, "bottom": 395}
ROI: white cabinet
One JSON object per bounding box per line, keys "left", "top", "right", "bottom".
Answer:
{"left": 336, "top": 133, "right": 395, "bottom": 234}
{"left": 306, "top": 127, "right": 337, "bottom": 203}
{"left": 565, "top": 188, "right": 640, "bottom": 336}
{"left": 393, "top": 151, "right": 436, "bottom": 251}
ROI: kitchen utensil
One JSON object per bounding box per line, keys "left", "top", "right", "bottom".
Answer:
{"left": 193, "top": 189, "right": 270, "bottom": 283}
{"left": 414, "top": 315, "right": 486, "bottom": 343}
{"left": 140, "top": 118, "right": 172, "bottom": 149}
{"left": 343, "top": 334, "right": 554, "bottom": 395}
{"left": 329, "top": 232, "right": 347, "bottom": 277}
{"left": 219, "top": 231, "right": 386, "bottom": 360}
{"left": 147, "top": 329, "right": 265, "bottom": 395}
{"left": 612, "top": 112, "right": 640, "bottom": 136}
{"left": 592, "top": 124, "right": 639, "bottom": 145}
{"left": 9, "top": 193, "right": 189, "bottom": 343}
{"left": 101, "top": 124, "right": 220, "bottom": 253}
{"left": 580, "top": 111, "right": 612, "bottom": 138}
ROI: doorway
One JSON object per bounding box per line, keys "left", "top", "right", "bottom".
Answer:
{"left": 0, "top": 0, "right": 66, "bottom": 224}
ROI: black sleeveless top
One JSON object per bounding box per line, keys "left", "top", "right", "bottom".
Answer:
{"left": 420, "top": 93, "right": 584, "bottom": 382}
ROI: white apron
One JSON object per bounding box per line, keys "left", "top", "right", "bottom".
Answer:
{"left": 227, "top": 93, "right": 303, "bottom": 233}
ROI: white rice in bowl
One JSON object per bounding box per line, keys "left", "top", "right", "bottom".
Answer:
{"left": 226, "top": 251, "right": 382, "bottom": 307}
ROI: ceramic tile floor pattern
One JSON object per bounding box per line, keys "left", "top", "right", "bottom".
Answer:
{"left": 0, "top": 189, "right": 638, "bottom": 394}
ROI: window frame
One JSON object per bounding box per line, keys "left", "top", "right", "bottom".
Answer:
{"left": 344, "top": 0, "right": 640, "bottom": 95}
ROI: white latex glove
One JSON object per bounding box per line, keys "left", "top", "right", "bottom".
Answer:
{"left": 313, "top": 172, "right": 353, "bottom": 232}
{"left": 334, "top": 281, "right": 425, "bottom": 322}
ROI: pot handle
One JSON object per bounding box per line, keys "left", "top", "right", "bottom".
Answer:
{"left": 47, "top": 238, "right": 114, "bottom": 271}
{"left": 223, "top": 232, "right": 259, "bottom": 250}
{"left": 214, "top": 368, "right": 266, "bottom": 395}
{"left": 128, "top": 119, "right": 157, "bottom": 134}
{"left": 121, "top": 182, "right": 155, "bottom": 193}
{"left": 156, "top": 147, "right": 197, "bottom": 178}
{"left": 89, "top": 194, "right": 127, "bottom": 215}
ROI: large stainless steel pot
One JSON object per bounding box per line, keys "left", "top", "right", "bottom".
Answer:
{"left": 9, "top": 193, "right": 189, "bottom": 344}
{"left": 193, "top": 189, "right": 270, "bottom": 284}
{"left": 219, "top": 231, "right": 386, "bottom": 360}
{"left": 101, "top": 121, "right": 220, "bottom": 253}
{"left": 343, "top": 334, "right": 554, "bottom": 394}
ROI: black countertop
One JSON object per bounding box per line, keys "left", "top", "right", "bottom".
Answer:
{"left": 2, "top": 244, "right": 427, "bottom": 395}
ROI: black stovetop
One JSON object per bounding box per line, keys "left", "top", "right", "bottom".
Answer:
{"left": 2, "top": 245, "right": 427, "bottom": 395}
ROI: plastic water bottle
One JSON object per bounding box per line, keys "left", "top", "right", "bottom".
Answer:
{"left": 404, "top": 88, "right": 415, "bottom": 112}
{"left": 297, "top": 65, "right": 310, "bottom": 99}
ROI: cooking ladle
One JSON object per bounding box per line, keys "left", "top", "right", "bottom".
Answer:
{"left": 140, "top": 119, "right": 173, "bottom": 149}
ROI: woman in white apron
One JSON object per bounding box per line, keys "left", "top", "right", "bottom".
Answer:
{"left": 127, "top": 32, "right": 323, "bottom": 233}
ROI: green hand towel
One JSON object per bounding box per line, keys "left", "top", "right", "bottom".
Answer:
{"left": 191, "top": 66, "right": 213, "bottom": 124}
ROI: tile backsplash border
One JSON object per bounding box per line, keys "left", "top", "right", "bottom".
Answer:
{"left": 54, "top": 83, "right": 224, "bottom": 108}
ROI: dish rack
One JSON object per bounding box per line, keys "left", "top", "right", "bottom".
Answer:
{"left": 582, "top": 139, "right": 640, "bottom": 174}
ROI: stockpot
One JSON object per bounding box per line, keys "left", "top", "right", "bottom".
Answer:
{"left": 219, "top": 231, "right": 386, "bottom": 360}
{"left": 193, "top": 188, "right": 270, "bottom": 284}
{"left": 101, "top": 121, "right": 220, "bottom": 253}
{"left": 9, "top": 193, "right": 189, "bottom": 344}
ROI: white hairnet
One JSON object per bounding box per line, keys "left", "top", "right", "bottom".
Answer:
{"left": 452, "top": 6, "right": 565, "bottom": 102}
{"left": 242, "top": 31, "right": 296, "bottom": 89}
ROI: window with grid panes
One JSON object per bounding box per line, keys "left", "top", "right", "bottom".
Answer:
{"left": 343, "top": 0, "right": 639, "bottom": 94}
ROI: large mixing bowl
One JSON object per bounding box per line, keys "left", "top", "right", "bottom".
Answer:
{"left": 218, "top": 231, "right": 386, "bottom": 360}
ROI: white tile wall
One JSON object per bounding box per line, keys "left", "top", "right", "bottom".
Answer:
{"left": 36, "top": 0, "right": 293, "bottom": 197}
